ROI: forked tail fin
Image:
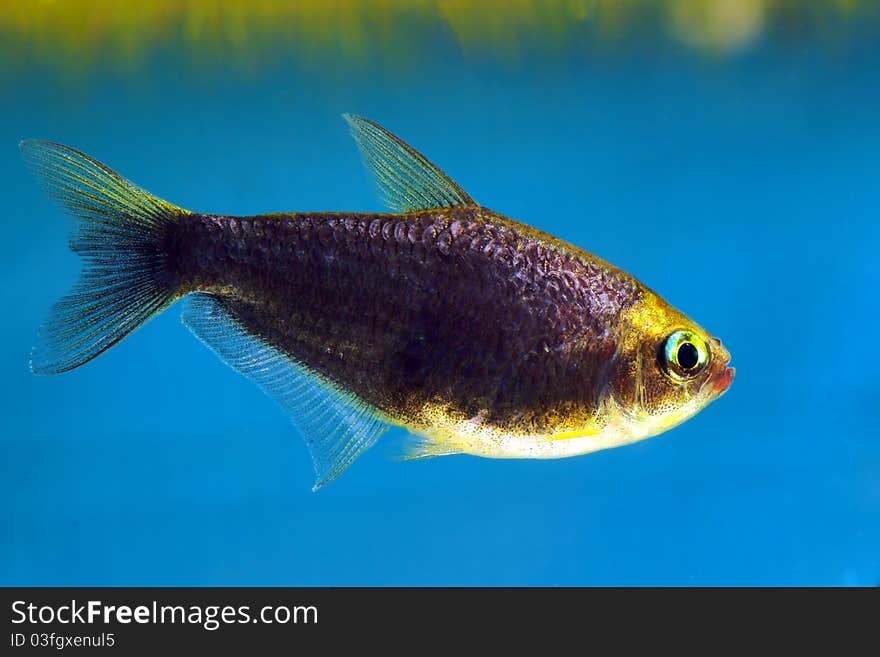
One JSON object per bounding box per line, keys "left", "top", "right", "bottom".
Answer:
{"left": 20, "top": 140, "right": 186, "bottom": 374}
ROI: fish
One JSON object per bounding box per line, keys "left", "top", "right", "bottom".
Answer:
{"left": 21, "top": 115, "right": 734, "bottom": 490}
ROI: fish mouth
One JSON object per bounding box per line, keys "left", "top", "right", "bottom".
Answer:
{"left": 702, "top": 336, "right": 734, "bottom": 399}
{"left": 711, "top": 366, "right": 735, "bottom": 396}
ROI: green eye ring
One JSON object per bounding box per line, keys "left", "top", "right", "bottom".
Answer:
{"left": 661, "top": 330, "right": 709, "bottom": 380}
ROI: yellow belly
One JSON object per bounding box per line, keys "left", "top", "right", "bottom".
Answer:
{"left": 405, "top": 396, "right": 703, "bottom": 460}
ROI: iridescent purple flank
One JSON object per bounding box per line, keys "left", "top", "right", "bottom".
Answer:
{"left": 164, "top": 206, "right": 643, "bottom": 432}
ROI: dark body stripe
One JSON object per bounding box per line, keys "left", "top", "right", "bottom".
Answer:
{"left": 164, "top": 207, "right": 643, "bottom": 433}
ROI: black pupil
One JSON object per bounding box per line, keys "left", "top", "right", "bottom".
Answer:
{"left": 677, "top": 342, "right": 700, "bottom": 370}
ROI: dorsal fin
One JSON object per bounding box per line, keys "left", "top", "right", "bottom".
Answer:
{"left": 182, "top": 294, "right": 391, "bottom": 490}
{"left": 344, "top": 114, "right": 476, "bottom": 213}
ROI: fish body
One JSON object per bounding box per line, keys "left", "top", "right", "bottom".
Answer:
{"left": 170, "top": 207, "right": 639, "bottom": 453}
{"left": 22, "top": 115, "right": 733, "bottom": 489}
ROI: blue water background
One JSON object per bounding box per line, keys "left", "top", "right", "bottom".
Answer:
{"left": 2, "top": 19, "right": 878, "bottom": 585}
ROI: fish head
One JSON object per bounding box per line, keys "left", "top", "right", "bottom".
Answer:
{"left": 606, "top": 291, "right": 734, "bottom": 440}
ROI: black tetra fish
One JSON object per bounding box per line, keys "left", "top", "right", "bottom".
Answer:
{"left": 21, "top": 115, "right": 733, "bottom": 489}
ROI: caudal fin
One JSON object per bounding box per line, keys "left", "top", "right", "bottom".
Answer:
{"left": 20, "top": 140, "right": 185, "bottom": 374}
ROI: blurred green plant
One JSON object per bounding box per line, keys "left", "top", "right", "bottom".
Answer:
{"left": 2, "top": 0, "right": 877, "bottom": 79}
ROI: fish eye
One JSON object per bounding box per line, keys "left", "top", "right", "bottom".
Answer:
{"left": 661, "top": 330, "right": 709, "bottom": 380}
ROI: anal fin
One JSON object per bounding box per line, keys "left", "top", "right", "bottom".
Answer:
{"left": 182, "top": 294, "right": 390, "bottom": 490}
